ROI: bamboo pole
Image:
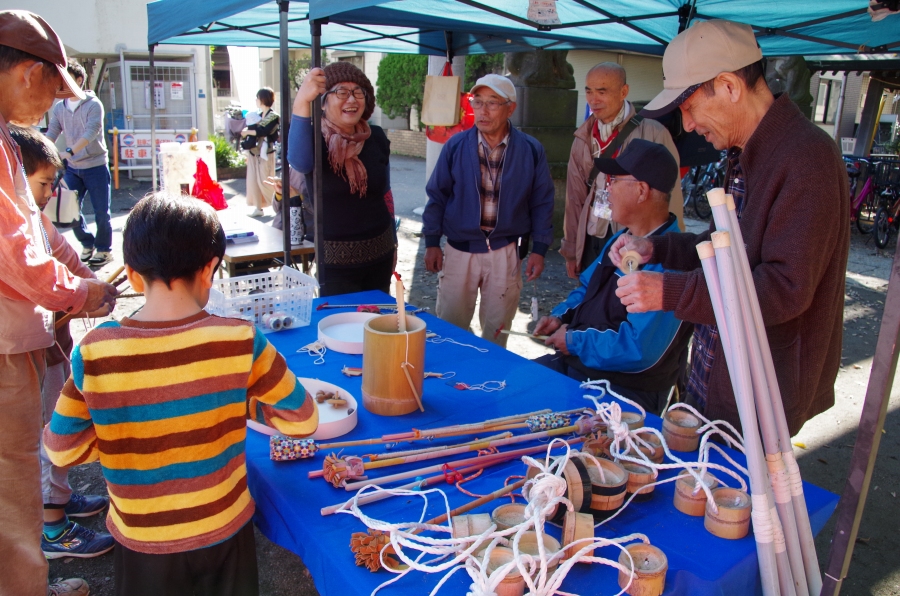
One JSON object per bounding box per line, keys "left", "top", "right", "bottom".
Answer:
{"left": 55, "top": 265, "right": 126, "bottom": 330}
{"left": 364, "top": 432, "right": 512, "bottom": 462}
{"left": 719, "top": 191, "right": 822, "bottom": 594}
{"left": 708, "top": 190, "right": 809, "bottom": 596}
{"left": 342, "top": 439, "right": 583, "bottom": 492}
{"left": 700, "top": 239, "right": 781, "bottom": 596}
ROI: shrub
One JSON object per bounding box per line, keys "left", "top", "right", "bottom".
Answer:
{"left": 211, "top": 135, "right": 245, "bottom": 169}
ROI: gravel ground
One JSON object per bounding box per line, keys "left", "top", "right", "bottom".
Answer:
{"left": 52, "top": 159, "right": 899, "bottom": 595}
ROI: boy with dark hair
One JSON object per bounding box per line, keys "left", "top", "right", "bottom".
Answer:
{"left": 10, "top": 124, "right": 115, "bottom": 561}
{"left": 44, "top": 192, "right": 318, "bottom": 595}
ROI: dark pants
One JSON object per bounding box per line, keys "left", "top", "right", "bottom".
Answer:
{"left": 113, "top": 521, "right": 259, "bottom": 596}
{"left": 320, "top": 252, "right": 393, "bottom": 297}
{"left": 65, "top": 164, "right": 112, "bottom": 252}
{"left": 534, "top": 352, "right": 670, "bottom": 416}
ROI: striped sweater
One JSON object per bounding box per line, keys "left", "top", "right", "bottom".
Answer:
{"left": 43, "top": 311, "right": 318, "bottom": 554}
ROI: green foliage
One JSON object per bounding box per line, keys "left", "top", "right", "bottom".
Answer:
{"left": 376, "top": 54, "right": 427, "bottom": 128}
{"left": 464, "top": 54, "right": 506, "bottom": 90}
{"left": 211, "top": 135, "right": 245, "bottom": 169}
{"left": 288, "top": 51, "right": 330, "bottom": 91}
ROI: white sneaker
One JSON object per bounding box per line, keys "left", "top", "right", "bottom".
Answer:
{"left": 249, "top": 208, "right": 264, "bottom": 217}
{"left": 87, "top": 251, "right": 113, "bottom": 267}
{"left": 80, "top": 247, "right": 94, "bottom": 262}
{"left": 48, "top": 578, "right": 90, "bottom": 596}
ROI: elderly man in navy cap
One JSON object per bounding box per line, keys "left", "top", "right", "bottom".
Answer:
{"left": 534, "top": 139, "right": 692, "bottom": 413}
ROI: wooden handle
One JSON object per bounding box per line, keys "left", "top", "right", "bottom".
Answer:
{"left": 500, "top": 329, "right": 549, "bottom": 340}
{"left": 55, "top": 265, "right": 126, "bottom": 330}
{"left": 424, "top": 479, "right": 527, "bottom": 527}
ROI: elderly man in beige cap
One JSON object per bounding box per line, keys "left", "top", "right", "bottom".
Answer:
{"left": 0, "top": 10, "right": 118, "bottom": 596}
{"left": 423, "top": 74, "right": 554, "bottom": 347}
{"left": 610, "top": 20, "right": 848, "bottom": 436}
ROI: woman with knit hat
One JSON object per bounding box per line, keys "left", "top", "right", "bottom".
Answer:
{"left": 289, "top": 62, "right": 396, "bottom": 296}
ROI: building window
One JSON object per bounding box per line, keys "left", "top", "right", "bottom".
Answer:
{"left": 814, "top": 78, "right": 842, "bottom": 124}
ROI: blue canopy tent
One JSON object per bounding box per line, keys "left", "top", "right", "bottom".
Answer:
{"left": 146, "top": 8, "right": 900, "bottom": 590}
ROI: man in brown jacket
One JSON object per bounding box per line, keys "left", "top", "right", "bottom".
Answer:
{"left": 560, "top": 62, "right": 683, "bottom": 278}
{"left": 611, "top": 20, "right": 849, "bottom": 436}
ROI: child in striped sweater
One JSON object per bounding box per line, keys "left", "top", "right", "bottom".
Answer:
{"left": 43, "top": 193, "right": 318, "bottom": 596}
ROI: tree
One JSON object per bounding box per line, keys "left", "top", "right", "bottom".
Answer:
{"left": 288, "top": 51, "right": 329, "bottom": 91}
{"left": 464, "top": 54, "right": 505, "bottom": 90}
{"left": 376, "top": 54, "right": 427, "bottom": 128}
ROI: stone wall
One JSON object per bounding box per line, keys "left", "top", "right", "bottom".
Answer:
{"left": 386, "top": 129, "right": 427, "bottom": 158}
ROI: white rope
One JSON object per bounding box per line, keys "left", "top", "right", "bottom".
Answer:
{"left": 750, "top": 493, "right": 775, "bottom": 544}
{"left": 426, "top": 333, "right": 489, "bottom": 353}
{"left": 782, "top": 450, "right": 805, "bottom": 498}
{"left": 453, "top": 380, "right": 507, "bottom": 392}
{"left": 297, "top": 340, "right": 326, "bottom": 365}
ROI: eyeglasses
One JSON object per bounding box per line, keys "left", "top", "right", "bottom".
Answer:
{"left": 468, "top": 97, "right": 510, "bottom": 111}
{"left": 608, "top": 176, "right": 640, "bottom": 185}
{"left": 325, "top": 87, "right": 367, "bottom": 101}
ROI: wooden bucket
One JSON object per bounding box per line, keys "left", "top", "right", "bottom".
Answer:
{"left": 662, "top": 409, "right": 702, "bottom": 452}
{"left": 525, "top": 457, "right": 592, "bottom": 522}
{"left": 617, "top": 543, "right": 668, "bottom": 596}
{"left": 584, "top": 458, "right": 628, "bottom": 513}
{"left": 361, "top": 314, "right": 426, "bottom": 416}
{"left": 518, "top": 531, "right": 562, "bottom": 576}
{"left": 562, "top": 511, "right": 595, "bottom": 561}
{"left": 491, "top": 503, "right": 527, "bottom": 531}
{"left": 672, "top": 472, "right": 719, "bottom": 517}
{"left": 621, "top": 462, "right": 657, "bottom": 501}
{"left": 486, "top": 547, "right": 525, "bottom": 596}
{"left": 704, "top": 488, "right": 751, "bottom": 539}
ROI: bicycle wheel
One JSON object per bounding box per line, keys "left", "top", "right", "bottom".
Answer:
{"left": 873, "top": 207, "right": 893, "bottom": 249}
{"left": 692, "top": 175, "right": 713, "bottom": 220}
{"left": 855, "top": 187, "right": 879, "bottom": 234}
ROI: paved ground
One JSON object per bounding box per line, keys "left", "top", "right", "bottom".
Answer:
{"left": 52, "top": 156, "right": 899, "bottom": 595}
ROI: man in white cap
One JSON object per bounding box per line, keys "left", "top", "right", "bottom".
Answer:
{"left": 611, "top": 19, "right": 848, "bottom": 436}
{"left": 423, "top": 74, "right": 554, "bottom": 347}
{"left": 0, "top": 10, "right": 118, "bottom": 596}
{"left": 561, "top": 62, "right": 683, "bottom": 280}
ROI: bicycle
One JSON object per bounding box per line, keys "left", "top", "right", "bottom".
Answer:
{"left": 681, "top": 151, "right": 726, "bottom": 220}
{"left": 872, "top": 159, "right": 900, "bottom": 248}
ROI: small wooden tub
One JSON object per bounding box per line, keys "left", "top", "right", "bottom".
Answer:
{"left": 622, "top": 433, "right": 664, "bottom": 464}
{"left": 517, "top": 531, "right": 562, "bottom": 576}
{"left": 562, "top": 511, "right": 595, "bottom": 561}
{"left": 617, "top": 543, "right": 668, "bottom": 596}
{"left": 492, "top": 503, "right": 527, "bottom": 531}
{"left": 672, "top": 472, "right": 719, "bottom": 517}
{"left": 622, "top": 462, "right": 657, "bottom": 502}
{"left": 704, "top": 488, "right": 751, "bottom": 539}
{"left": 525, "top": 458, "right": 593, "bottom": 522}
{"left": 451, "top": 513, "right": 493, "bottom": 554}
{"left": 486, "top": 547, "right": 526, "bottom": 596}
{"left": 584, "top": 458, "right": 628, "bottom": 515}
{"left": 662, "top": 409, "right": 702, "bottom": 452}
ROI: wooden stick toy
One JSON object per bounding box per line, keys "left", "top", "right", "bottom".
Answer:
{"left": 55, "top": 265, "right": 126, "bottom": 330}
{"left": 494, "top": 323, "right": 548, "bottom": 341}
{"left": 620, "top": 250, "right": 643, "bottom": 273}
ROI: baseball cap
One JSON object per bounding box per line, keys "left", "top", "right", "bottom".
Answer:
{"left": 640, "top": 20, "right": 761, "bottom": 118}
{"left": 593, "top": 139, "right": 678, "bottom": 193}
{"left": 469, "top": 74, "right": 517, "bottom": 103}
{"left": 0, "top": 10, "right": 85, "bottom": 100}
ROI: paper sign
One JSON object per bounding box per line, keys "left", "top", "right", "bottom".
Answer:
{"left": 144, "top": 81, "right": 165, "bottom": 109}
{"left": 170, "top": 82, "right": 183, "bottom": 100}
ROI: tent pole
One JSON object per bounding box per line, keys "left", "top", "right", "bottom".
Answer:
{"left": 311, "top": 19, "right": 324, "bottom": 288}
{"left": 149, "top": 44, "right": 157, "bottom": 191}
{"left": 821, "top": 233, "right": 900, "bottom": 595}
{"left": 278, "top": 0, "right": 292, "bottom": 268}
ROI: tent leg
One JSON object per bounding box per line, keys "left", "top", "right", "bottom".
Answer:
{"left": 149, "top": 44, "right": 157, "bottom": 191}
{"left": 278, "top": 0, "right": 292, "bottom": 268}
{"left": 821, "top": 233, "right": 900, "bottom": 595}
{"left": 311, "top": 19, "right": 324, "bottom": 288}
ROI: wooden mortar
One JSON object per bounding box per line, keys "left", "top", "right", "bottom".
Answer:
{"left": 486, "top": 547, "right": 525, "bottom": 596}
{"left": 704, "top": 487, "right": 751, "bottom": 540}
{"left": 617, "top": 543, "right": 667, "bottom": 596}
{"left": 673, "top": 472, "right": 719, "bottom": 517}
{"left": 662, "top": 409, "right": 702, "bottom": 452}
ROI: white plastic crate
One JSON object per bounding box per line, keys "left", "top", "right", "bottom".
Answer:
{"left": 207, "top": 267, "right": 318, "bottom": 332}
{"left": 841, "top": 137, "right": 856, "bottom": 155}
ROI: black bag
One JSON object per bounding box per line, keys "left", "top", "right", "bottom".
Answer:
{"left": 240, "top": 135, "right": 258, "bottom": 151}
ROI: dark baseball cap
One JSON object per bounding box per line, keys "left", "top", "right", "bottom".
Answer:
{"left": 0, "top": 10, "right": 85, "bottom": 100}
{"left": 593, "top": 138, "right": 678, "bottom": 193}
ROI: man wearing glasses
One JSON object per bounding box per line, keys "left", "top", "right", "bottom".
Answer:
{"left": 534, "top": 139, "right": 691, "bottom": 413}
{"left": 423, "top": 74, "right": 554, "bottom": 347}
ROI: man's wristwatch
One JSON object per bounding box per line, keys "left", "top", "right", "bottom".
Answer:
{"left": 65, "top": 147, "right": 74, "bottom": 156}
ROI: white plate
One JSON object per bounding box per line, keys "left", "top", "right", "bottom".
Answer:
{"left": 247, "top": 377, "right": 358, "bottom": 441}
{"left": 317, "top": 312, "right": 377, "bottom": 354}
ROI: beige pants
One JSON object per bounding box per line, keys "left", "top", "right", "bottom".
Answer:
{"left": 245, "top": 150, "right": 275, "bottom": 209}
{"left": 0, "top": 351, "right": 48, "bottom": 596}
{"left": 436, "top": 243, "right": 522, "bottom": 348}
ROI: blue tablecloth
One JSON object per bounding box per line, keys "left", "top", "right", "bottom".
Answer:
{"left": 245, "top": 290, "right": 837, "bottom": 596}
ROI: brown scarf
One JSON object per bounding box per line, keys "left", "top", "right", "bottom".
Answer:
{"left": 322, "top": 117, "right": 371, "bottom": 197}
